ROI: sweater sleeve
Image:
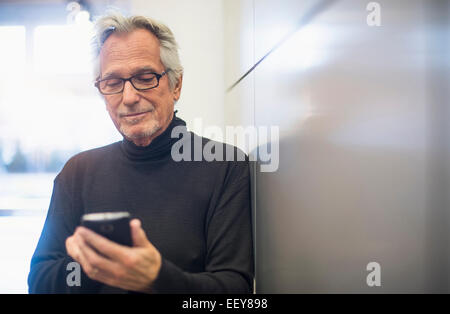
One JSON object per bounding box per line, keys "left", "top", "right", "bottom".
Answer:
{"left": 27, "top": 175, "right": 100, "bottom": 293}
{"left": 151, "top": 160, "right": 254, "bottom": 293}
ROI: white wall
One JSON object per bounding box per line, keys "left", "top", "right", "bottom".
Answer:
{"left": 131, "top": 0, "right": 225, "bottom": 134}
{"left": 223, "top": 0, "right": 255, "bottom": 129}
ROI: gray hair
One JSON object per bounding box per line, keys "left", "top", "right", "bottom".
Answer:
{"left": 92, "top": 12, "right": 183, "bottom": 90}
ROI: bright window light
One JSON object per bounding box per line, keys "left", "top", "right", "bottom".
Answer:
{"left": 0, "top": 26, "right": 26, "bottom": 76}
{"left": 33, "top": 23, "right": 94, "bottom": 74}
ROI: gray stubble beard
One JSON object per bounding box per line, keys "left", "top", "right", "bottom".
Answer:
{"left": 120, "top": 118, "right": 161, "bottom": 142}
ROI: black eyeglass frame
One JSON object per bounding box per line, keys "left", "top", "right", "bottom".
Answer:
{"left": 95, "top": 71, "right": 168, "bottom": 95}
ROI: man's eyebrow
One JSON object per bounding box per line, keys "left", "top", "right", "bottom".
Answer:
{"left": 101, "top": 71, "right": 119, "bottom": 80}
{"left": 101, "top": 67, "right": 158, "bottom": 79}
{"left": 133, "top": 66, "right": 158, "bottom": 74}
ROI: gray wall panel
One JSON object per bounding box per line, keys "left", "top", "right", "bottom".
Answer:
{"left": 244, "top": 0, "right": 450, "bottom": 293}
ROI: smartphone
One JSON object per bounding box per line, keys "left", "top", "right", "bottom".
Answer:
{"left": 81, "top": 212, "right": 132, "bottom": 246}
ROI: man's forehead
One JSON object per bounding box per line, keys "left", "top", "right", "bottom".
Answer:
{"left": 104, "top": 28, "right": 159, "bottom": 45}
{"left": 99, "top": 29, "right": 162, "bottom": 75}
{"left": 100, "top": 29, "right": 160, "bottom": 56}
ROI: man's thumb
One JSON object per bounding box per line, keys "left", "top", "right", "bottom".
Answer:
{"left": 130, "top": 219, "right": 149, "bottom": 247}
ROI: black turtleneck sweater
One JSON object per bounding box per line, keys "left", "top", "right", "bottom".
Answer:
{"left": 28, "top": 113, "right": 254, "bottom": 294}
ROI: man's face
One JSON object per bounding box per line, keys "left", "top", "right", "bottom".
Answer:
{"left": 100, "top": 29, "right": 182, "bottom": 146}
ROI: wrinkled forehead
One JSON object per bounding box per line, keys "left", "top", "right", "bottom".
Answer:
{"left": 99, "top": 29, "right": 163, "bottom": 76}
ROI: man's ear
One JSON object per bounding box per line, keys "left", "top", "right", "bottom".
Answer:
{"left": 173, "top": 74, "right": 183, "bottom": 101}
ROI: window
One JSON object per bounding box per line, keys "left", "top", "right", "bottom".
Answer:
{"left": 34, "top": 23, "right": 94, "bottom": 75}
{"left": 0, "top": 20, "right": 120, "bottom": 294}
{"left": 0, "top": 26, "right": 26, "bottom": 76}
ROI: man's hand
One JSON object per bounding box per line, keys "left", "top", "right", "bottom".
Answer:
{"left": 65, "top": 218, "right": 162, "bottom": 293}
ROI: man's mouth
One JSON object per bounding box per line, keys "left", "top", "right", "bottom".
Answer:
{"left": 120, "top": 109, "right": 153, "bottom": 119}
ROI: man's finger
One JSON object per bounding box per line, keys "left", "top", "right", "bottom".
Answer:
{"left": 66, "top": 233, "right": 95, "bottom": 277}
{"left": 80, "top": 236, "right": 121, "bottom": 280}
{"left": 77, "top": 226, "right": 129, "bottom": 262}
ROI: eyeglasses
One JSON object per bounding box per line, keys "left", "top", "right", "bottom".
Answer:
{"left": 95, "top": 71, "right": 168, "bottom": 95}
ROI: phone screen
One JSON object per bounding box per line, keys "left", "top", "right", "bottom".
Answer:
{"left": 81, "top": 212, "right": 132, "bottom": 246}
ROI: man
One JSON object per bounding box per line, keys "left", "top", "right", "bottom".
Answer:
{"left": 28, "top": 12, "right": 254, "bottom": 293}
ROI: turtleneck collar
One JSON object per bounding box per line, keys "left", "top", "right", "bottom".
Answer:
{"left": 120, "top": 111, "right": 187, "bottom": 162}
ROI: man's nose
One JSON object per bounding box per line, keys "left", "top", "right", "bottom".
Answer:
{"left": 122, "top": 81, "right": 140, "bottom": 106}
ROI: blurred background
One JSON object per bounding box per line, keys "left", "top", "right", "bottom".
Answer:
{"left": 0, "top": 0, "right": 448, "bottom": 293}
